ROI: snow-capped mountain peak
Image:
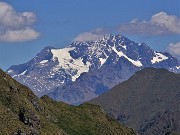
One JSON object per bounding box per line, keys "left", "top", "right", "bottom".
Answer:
{"left": 7, "top": 34, "right": 180, "bottom": 99}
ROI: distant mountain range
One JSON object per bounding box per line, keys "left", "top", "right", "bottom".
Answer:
{"left": 7, "top": 34, "right": 180, "bottom": 104}
{"left": 90, "top": 68, "right": 180, "bottom": 135}
{"left": 0, "top": 68, "right": 136, "bottom": 135}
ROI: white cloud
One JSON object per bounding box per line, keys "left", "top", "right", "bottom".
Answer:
{"left": 151, "top": 12, "right": 180, "bottom": 34}
{"left": 73, "top": 32, "right": 104, "bottom": 42}
{"left": 119, "top": 12, "right": 180, "bottom": 35}
{"left": 0, "top": 2, "right": 39, "bottom": 42}
{"left": 166, "top": 42, "right": 180, "bottom": 59}
{"left": 73, "top": 12, "right": 180, "bottom": 42}
{"left": 73, "top": 28, "right": 106, "bottom": 42}
{"left": 0, "top": 27, "right": 40, "bottom": 42}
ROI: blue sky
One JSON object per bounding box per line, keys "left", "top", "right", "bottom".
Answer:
{"left": 0, "top": 0, "right": 180, "bottom": 70}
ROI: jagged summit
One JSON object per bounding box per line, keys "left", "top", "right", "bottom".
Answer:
{"left": 7, "top": 34, "right": 180, "bottom": 102}
{"left": 70, "top": 34, "right": 136, "bottom": 50}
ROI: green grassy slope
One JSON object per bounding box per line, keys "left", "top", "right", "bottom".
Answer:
{"left": 0, "top": 68, "right": 136, "bottom": 135}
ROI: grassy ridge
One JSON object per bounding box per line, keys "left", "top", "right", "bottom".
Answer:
{"left": 0, "top": 68, "right": 135, "bottom": 135}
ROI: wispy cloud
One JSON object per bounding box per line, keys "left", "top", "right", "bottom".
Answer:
{"left": 119, "top": 12, "right": 180, "bottom": 35}
{"left": 0, "top": 2, "right": 40, "bottom": 42}
{"left": 73, "top": 28, "right": 107, "bottom": 42}
{"left": 166, "top": 42, "right": 180, "bottom": 59}
{"left": 73, "top": 12, "right": 180, "bottom": 41}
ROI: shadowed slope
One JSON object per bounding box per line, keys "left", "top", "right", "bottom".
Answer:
{"left": 90, "top": 68, "right": 180, "bottom": 135}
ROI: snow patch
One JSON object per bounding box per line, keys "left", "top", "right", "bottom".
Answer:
{"left": 121, "top": 45, "right": 127, "bottom": 50}
{"left": 12, "top": 75, "right": 17, "bottom": 78}
{"left": 112, "top": 46, "right": 142, "bottom": 67}
{"left": 99, "top": 52, "right": 109, "bottom": 67}
{"left": 40, "top": 60, "right": 48, "bottom": 64}
{"left": 7, "top": 70, "right": 13, "bottom": 73}
{"left": 151, "top": 52, "right": 168, "bottom": 64}
{"left": 99, "top": 57, "right": 108, "bottom": 66}
{"left": 112, "top": 46, "right": 124, "bottom": 56}
{"left": 51, "top": 47, "right": 91, "bottom": 81}
{"left": 176, "top": 66, "right": 180, "bottom": 70}
{"left": 124, "top": 56, "right": 143, "bottom": 67}
{"left": 19, "top": 70, "right": 27, "bottom": 76}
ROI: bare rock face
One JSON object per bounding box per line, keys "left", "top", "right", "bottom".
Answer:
{"left": 18, "top": 108, "right": 40, "bottom": 127}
